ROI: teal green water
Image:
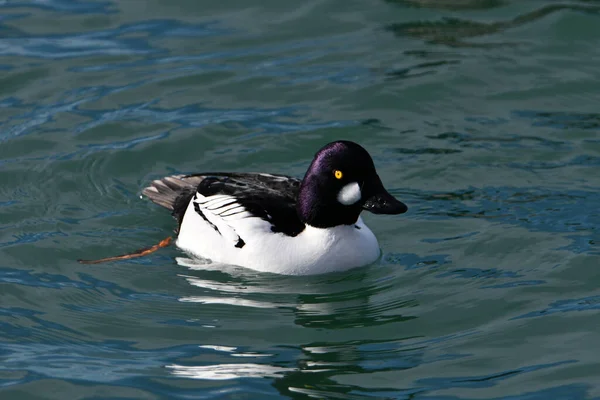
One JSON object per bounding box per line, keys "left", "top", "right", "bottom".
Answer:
{"left": 1, "top": 1, "right": 600, "bottom": 398}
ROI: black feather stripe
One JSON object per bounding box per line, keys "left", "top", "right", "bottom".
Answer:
{"left": 206, "top": 200, "right": 238, "bottom": 211}
{"left": 193, "top": 201, "right": 221, "bottom": 235}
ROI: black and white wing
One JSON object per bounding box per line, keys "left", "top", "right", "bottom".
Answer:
{"left": 142, "top": 172, "right": 305, "bottom": 237}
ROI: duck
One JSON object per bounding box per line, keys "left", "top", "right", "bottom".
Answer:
{"left": 142, "top": 140, "right": 407, "bottom": 275}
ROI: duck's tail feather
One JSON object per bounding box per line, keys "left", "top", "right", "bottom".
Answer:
{"left": 142, "top": 174, "right": 203, "bottom": 210}
{"left": 143, "top": 174, "right": 206, "bottom": 227}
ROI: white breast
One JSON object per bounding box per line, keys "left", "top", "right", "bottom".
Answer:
{"left": 175, "top": 195, "right": 381, "bottom": 275}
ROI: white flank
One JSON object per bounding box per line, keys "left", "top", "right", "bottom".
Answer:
{"left": 177, "top": 188, "right": 382, "bottom": 275}
{"left": 337, "top": 182, "right": 361, "bottom": 205}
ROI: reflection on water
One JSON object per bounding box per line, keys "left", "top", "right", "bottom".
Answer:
{"left": 169, "top": 259, "right": 420, "bottom": 394}
{"left": 168, "top": 363, "right": 295, "bottom": 380}
{"left": 166, "top": 254, "right": 585, "bottom": 398}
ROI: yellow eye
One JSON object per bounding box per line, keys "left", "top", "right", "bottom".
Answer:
{"left": 334, "top": 170, "right": 343, "bottom": 179}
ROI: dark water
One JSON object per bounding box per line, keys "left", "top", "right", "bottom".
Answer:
{"left": 1, "top": 0, "right": 599, "bottom": 398}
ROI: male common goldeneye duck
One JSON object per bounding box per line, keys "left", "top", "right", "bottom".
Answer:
{"left": 142, "top": 140, "right": 407, "bottom": 275}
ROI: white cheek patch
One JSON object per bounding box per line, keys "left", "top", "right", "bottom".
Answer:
{"left": 337, "top": 182, "right": 361, "bottom": 205}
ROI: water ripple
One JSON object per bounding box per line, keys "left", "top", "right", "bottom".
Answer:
{"left": 0, "top": 342, "right": 187, "bottom": 383}
{"left": 386, "top": 0, "right": 506, "bottom": 11}
{"left": 0, "top": 306, "right": 85, "bottom": 342}
{"left": 417, "top": 360, "right": 577, "bottom": 389}
{"left": 412, "top": 187, "right": 598, "bottom": 248}
{"left": 515, "top": 109, "right": 600, "bottom": 131}
{"left": 0, "top": 267, "right": 90, "bottom": 289}
{"left": 514, "top": 295, "right": 600, "bottom": 320}
{"left": 427, "top": 130, "right": 567, "bottom": 149}
{"left": 386, "top": 4, "right": 600, "bottom": 47}
{"left": 0, "top": 19, "right": 224, "bottom": 59}
{"left": 0, "top": 231, "right": 67, "bottom": 249}
{"left": 0, "top": 0, "right": 115, "bottom": 14}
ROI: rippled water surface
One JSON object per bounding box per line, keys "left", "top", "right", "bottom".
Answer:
{"left": 1, "top": 0, "right": 600, "bottom": 398}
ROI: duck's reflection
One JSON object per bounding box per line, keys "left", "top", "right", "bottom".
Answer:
{"left": 169, "top": 256, "right": 419, "bottom": 398}
{"left": 167, "top": 362, "right": 294, "bottom": 381}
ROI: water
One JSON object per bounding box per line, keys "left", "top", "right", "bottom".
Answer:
{"left": 1, "top": 0, "right": 599, "bottom": 398}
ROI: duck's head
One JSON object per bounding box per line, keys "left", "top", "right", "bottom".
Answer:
{"left": 297, "top": 140, "right": 407, "bottom": 228}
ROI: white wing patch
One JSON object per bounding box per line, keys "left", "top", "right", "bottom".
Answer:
{"left": 194, "top": 194, "right": 252, "bottom": 220}
{"left": 187, "top": 193, "right": 260, "bottom": 249}
{"left": 337, "top": 182, "right": 361, "bottom": 205}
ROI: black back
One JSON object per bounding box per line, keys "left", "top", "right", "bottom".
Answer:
{"left": 176, "top": 172, "right": 306, "bottom": 237}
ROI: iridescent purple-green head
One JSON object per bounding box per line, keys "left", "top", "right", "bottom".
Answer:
{"left": 297, "top": 140, "right": 407, "bottom": 228}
